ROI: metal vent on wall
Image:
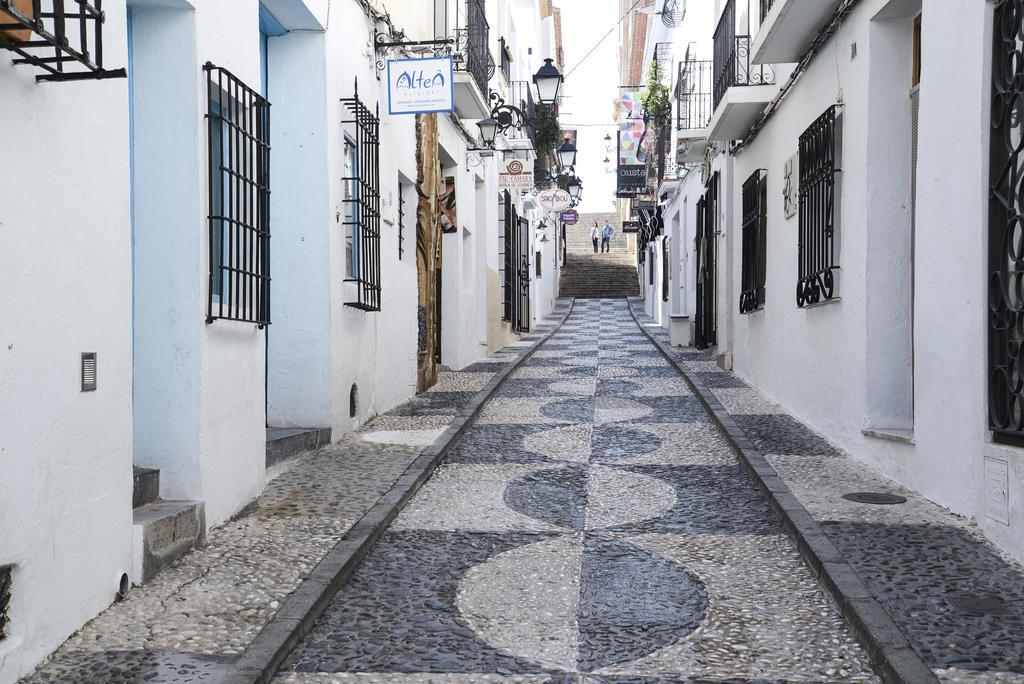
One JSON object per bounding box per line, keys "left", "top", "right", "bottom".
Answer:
{"left": 81, "top": 352, "right": 97, "bottom": 392}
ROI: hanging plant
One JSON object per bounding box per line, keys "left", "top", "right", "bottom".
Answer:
{"left": 534, "top": 104, "right": 562, "bottom": 162}
{"left": 640, "top": 59, "right": 672, "bottom": 132}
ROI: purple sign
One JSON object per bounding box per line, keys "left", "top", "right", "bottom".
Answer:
{"left": 560, "top": 210, "right": 579, "bottom": 225}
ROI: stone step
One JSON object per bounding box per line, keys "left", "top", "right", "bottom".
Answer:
{"left": 266, "top": 427, "right": 332, "bottom": 468}
{"left": 132, "top": 466, "right": 160, "bottom": 509}
{"left": 132, "top": 500, "right": 206, "bottom": 584}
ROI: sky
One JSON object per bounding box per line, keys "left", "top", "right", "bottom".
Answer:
{"left": 556, "top": 0, "right": 621, "bottom": 215}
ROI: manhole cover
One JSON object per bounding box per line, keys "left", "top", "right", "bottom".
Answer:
{"left": 842, "top": 492, "right": 907, "bottom": 505}
{"left": 947, "top": 595, "right": 1009, "bottom": 615}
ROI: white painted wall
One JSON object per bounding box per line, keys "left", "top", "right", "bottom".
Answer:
{"left": 0, "top": 2, "right": 134, "bottom": 680}
{"left": 691, "top": 0, "right": 1024, "bottom": 561}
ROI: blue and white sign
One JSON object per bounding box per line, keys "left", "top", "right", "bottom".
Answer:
{"left": 387, "top": 56, "right": 455, "bottom": 115}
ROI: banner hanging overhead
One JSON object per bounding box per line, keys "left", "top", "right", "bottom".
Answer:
{"left": 387, "top": 56, "right": 455, "bottom": 115}
{"left": 616, "top": 91, "right": 651, "bottom": 197}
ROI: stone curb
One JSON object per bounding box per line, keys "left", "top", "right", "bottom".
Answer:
{"left": 626, "top": 300, "right": 937, "bottom": 684}
{"left": 224, "top": 299, "right": 577, "bottom": 684}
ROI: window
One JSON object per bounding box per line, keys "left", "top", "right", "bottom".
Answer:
{"left": 740, "top": 170, "right": 767, "bottom": 313}
{"left": 797, "top": 105, "right": 842, "bottom": 308}
{"left": 341, "top": 81, "right": 382, "bottom": 311}
{"left": 0, "top": 0, "right": 125, "bottom": 81}
{"left": 205, "top": 63, "right": 271, "bottom": 327}
{"left": 989, "top": 2, "right": 1024, "bottom": 444}
{"left": 343, "top": 138, "right": 359, "bottom": 279}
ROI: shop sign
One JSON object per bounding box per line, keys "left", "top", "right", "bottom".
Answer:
{"left": 387, "top": 56, "right": 455, "bottom": 115}
{"left": 500, "top": 158, "right": 534, "bottom": 190}
{"left": 538, "top": 188, "right": 571, "bottom": 212}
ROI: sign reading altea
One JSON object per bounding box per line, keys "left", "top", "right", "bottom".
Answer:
{"left": 617, "top": 91, "right": 651, "bottom": 197}
{"left": 387, "top": 57, "right": 455, "bottom": 115}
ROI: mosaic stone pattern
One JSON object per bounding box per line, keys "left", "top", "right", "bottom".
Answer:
{"left": 632, "top": 300, "right": 1024, "bottom": 683}
{"left": 279, "top": 300, "right": 877, "bottom": 682}
{"left": 21, "top": 355, "right": 530, "bottom": 684}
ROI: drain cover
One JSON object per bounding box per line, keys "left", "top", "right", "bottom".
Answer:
{"left": 947, "top": 595, "right": 1008, "bottom": 615}
{"left": 842, "top": 492, "right": 907, "bottom": 505}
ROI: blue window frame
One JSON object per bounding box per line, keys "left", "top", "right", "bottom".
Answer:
{"left": 343, "top": 135, "right": 360, "bottom": 280}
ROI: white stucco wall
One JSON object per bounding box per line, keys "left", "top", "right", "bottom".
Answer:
{"left": 701, "top": 0, "right": 1022, "bottom": 560}
{"left": 0, "top": 3, "right": 134, "bottom": 680}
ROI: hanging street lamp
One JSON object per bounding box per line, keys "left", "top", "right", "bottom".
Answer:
{"left": 533, "top": 58, "right": 563, "bottom": 106}
{"left": 557, "top": 137, "right": 577, "bottom": 170}
{"left": 475, "top": 117, "right": 499, "bottom": 147}
{"left": 567, "top": 176, "right": 583, "bottom": 200}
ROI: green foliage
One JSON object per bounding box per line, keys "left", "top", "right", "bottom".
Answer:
{"left": 534, "top": 104, "right": 561, "bottom": 159}
{"left": 640, "top": 59, "right": 672, "bottom": 130}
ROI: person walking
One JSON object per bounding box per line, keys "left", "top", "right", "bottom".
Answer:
{"left": 601, "top": 221, "right": 615, "bottom": 253}
{"left": 590, "top": 221, "right": 599, "bottom": 253}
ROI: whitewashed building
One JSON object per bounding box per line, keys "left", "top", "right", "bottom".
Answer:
{"left": 655, "top": 0, "right": 1024, "bottom": 563}
{"left": 0, "top": 0, "right": 562, "bottom": 680}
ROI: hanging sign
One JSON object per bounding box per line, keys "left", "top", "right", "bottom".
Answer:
{"left": 500, "top": 158, "right": 534, "bottom": 191}
{"left": 387, "top": 56, "right": 455, "bottom": 115}
{"left": 622, "top": 220, "right": 641, "bottom": 234}
{"left": 538, "top": 188, "right": 572, "bottom": 212}
{"left": 560, "top": 210, "right": 579, "bottom": 225}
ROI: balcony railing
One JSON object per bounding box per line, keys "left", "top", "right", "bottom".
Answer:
{"left": 677, "top": 57, "right": 713, "bottom": 131}
{"left": 760, "top": 0, "right": 776, "bottom": 23}
{"left": 454, "top": 0, "right": 493, "bottom": 97}
{"left": 713, "top": 0, "right": 775, "bottom": 109}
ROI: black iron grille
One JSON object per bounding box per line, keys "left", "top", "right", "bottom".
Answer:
{"left": 500, "top": 189, "right": 513, "bottom": 323}
{"left": 677, "top": 54, "right": 713, "bottom": 131}
{"left": 397, "top": 179, "right": 406, "bottom": 261}
{"left": 204, "top": 63, "right": 271, "bottom": 327}
{"left": 0, "top": 565, "right": 9, "bottom": 640}
{"left": 989, "top": 0, "right": 1024, "bottom": 444}
{"left": 0, "top": 0, "right": 125, "bottom": 81}
{"left": 662, "top": 237, "right": 670, "bottom": 303}
{"left": 797, "top": 105, "right": 841, "bottom": 308}
{"left": 740, "top": 169, "right": 767, "bottom": 314}
{"left": 516, "top": 214, "right": 530, "bottom": 332}
{"left": 712, "top": 0, "right": 774, "bottom": 110}
{"left": 455, "top": 0, "right": 492, "bottom": 97}
{"left": 342, "top": 80, "right": 382, "bottom": 312}
{"left": 695, "top": 172, "right": 718, "bottom": 349}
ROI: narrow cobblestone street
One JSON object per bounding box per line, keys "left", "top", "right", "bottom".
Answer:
{"left": 276, "top": 299, "right": 878, "bottom": 682}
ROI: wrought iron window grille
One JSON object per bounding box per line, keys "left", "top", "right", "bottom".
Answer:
{"left": 0, "top": 0, "right": 125, "bottom": 81}
{"left": 453, "top": 0, "right": 493, "bottom": 96}
{"left": 397, "top": 180, "right": 406, "bottom": 261}
{"left": 500, "top": 189, "right": 513, "bottom": 323}
{"left": 341, "top": 79, "right": 382, "bottom": 312}
{"left": 204, "top": 62, "right": 271, "bottom": 327}
{"left": 662, "top": 237, "right": 670, "bottom": 303}
{"left": 712, "top": 0, "right": 774, "bottom": 110}
{"left": 740, "top": 169, "right": 767, "bottom": 314}
{"left": 797, "top": 105, "right": 842, "bottom": 308}
{"left": 989, "top": 0, "right": 1024, "bottom": 444}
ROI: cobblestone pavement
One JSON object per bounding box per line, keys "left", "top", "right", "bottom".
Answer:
{"left": 20, "top": 338, "right": 542, "bottom": 684}
{"left": 277, "top": 299, "right": 879, "bottom": 682}
{"left": 632, "top": 301, "right": 1024, "bottom": 683}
